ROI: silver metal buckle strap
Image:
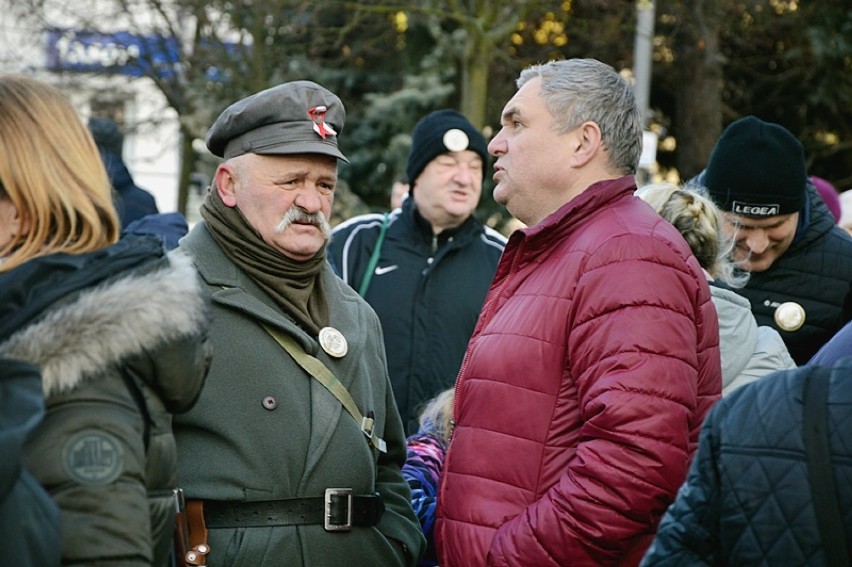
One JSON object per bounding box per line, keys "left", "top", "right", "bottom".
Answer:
{"left": 324, "top": 488, "right": 354, "bottom": 532}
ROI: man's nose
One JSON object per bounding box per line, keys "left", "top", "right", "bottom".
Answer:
{"left": 294, "top": 184, "right": 324, "bottom": 212}
{"left": 488, "top": 130, "right": 506, "bottom": 156}
{"left": 452, "top": 164, "right": 476, "bottom": 185}
{"left": 745, "top": 230, "right": 770, "bottom": 254}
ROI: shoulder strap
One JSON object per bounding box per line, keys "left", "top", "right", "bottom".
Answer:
{"left": 262, "top": 324, "right": 387, "bottom": 454}
{"left": 357, "top": 213, "right": 390, "bottom": 297}
{"left": 803, "top": 366, "right": 850, "bottom": 567}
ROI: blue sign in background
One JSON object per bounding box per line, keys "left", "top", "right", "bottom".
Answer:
{"left": 46, "top": 28, "right": 182, "bottom": 77}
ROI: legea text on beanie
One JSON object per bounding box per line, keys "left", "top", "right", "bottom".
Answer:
{"left": 704, "top": 115, "right": 807, "bottom": 218}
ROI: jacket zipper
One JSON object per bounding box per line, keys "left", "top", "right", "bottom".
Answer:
{"left": 450, "top": 239, "right": 523, "bottom": 439}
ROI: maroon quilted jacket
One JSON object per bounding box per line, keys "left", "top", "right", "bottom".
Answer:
{"left": 435, "top": 175, "right": 722, "bottom": 567}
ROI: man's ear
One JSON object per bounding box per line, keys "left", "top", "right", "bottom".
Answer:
{"left": 213, "top": 164, "right": 238, "bottom": 207}
{"left": 568, "top": 121, "right": 602, "bottom": 168}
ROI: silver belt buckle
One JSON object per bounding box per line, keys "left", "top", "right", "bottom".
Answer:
{"left": 324, "top": 488, "right": 354, "bottom": 532}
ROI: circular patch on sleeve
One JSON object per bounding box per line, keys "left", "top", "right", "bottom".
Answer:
{"left": 62, "top": 430, "right": 125, "bottom": 485}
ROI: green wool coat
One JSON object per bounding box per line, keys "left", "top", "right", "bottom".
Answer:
{"left": 175, "top": 223, "right": 425, "bottom": 567}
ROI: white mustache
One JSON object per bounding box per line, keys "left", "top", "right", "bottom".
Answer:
{"left": 273, "top": 207, "right": 332, "bottom": 239}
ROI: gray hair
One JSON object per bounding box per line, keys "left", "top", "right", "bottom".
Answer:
{"left": 518, "top": 59, "right": 642, "bottom": 175}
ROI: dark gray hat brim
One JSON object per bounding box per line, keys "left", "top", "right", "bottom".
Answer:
{"left": 221, "top": 120, "right": 348, "bottom": 162}
{"left": 249, "top": 141, "right": 349, "bottom": 163}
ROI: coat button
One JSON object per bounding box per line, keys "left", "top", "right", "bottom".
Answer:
{"left": 262, "top": 396, "right": 278, "bottom": 410}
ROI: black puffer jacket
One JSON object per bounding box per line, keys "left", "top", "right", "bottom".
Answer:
{"left": 738, "top": 183, "right": 852, "bottom": 364}
{"left": 329, "top": 198, "right": 505, "bottom": 434}
{"left": 642, "top": 358, "right": 852, "bottom": 565}
{"left": 0, "top": 235, "right": 210, "bottom": 566}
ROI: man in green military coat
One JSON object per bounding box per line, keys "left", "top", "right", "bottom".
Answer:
{"left": 174, "top": 81, "right": 426, "bottom": 566}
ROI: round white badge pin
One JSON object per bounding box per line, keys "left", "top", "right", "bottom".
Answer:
{"left": 443, "top": 128, "right": 470, "bottom": 152}
{"left": 319, "top": 326, "right": 348, "bottom": 358}
{"left": 774, "top": 301, "right": 806, "bottom": 332}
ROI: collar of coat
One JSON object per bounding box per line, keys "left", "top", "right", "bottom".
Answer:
{"left": 0, "top": 239, "right": 206, "bottom": 398}
{"left": 403, "top": 196, "right": 484, "bottom": 246}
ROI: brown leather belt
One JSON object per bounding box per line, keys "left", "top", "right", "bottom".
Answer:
{"left": 203, "top": 489, "right": 384, "bottom": 532}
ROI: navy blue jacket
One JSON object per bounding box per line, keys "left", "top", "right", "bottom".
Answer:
{"left": 642, "top": 358, "right": 852, "bottom": 565}
{"left": 123, "top": 211, "right": 188, "bottom": 250}
{"left": 736, "top": 184, "right": 852, "bottom": 364}
{"left": 0, "top": 357, "right": 61, "bottom": 567}
{"left": 329, "top": 199, "right": 505, "bottom": 434}
{"left": 810, "top": 320, "right": 852, "bottom": 367}
{"left": 100, "top": 150, "right": 159, "bottom": 228}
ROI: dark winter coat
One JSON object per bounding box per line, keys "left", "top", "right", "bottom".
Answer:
{"left": 642, "top": 357, "right": 852, "bottom": 565}
{"left": 101, "top": 149, "right": 160, "bottom": 228}
{"left": 329, "top": 198, "right": 506, "bottom": 433}
{"left": 174, "top": 223, "right": 426, "bottom": 567}
{"left": 436, "top": 176, "right": 722, "bottom": 567}
{"left": 0, "top": 356, "right": 60, "bottom": 567}
{"left": 123, "top": 211, "right": 189, "bottom": 251}
{"left": 0, "top": 235, "right": 210, "bottom": 566}
{"left": 810, "top": 319, "right": 852, "bottom": 367}
{"left": 738, "top": 183, "right": 852, "bottom": 364}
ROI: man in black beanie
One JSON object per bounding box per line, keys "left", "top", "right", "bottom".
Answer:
{"left": 329, "top": 109, "right": 506, "bottom": 435}
{"left": 88, "top": 118, "right": 160, "bottom": 228}
{"left": 699, "top": 115, "right": 852, "bottom": 364}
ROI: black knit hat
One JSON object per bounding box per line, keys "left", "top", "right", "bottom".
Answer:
{"left": 704, "top": 116, "right": 807, "bottom": 218}
{"left": 406, "top": 109, "right": 488, "bottom": 186}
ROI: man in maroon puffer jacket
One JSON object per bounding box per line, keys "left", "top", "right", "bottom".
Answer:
{"left": 435, "top": 58, "right": 722, "bottom": 567}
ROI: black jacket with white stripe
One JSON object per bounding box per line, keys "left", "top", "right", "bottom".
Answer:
{"left": 329, "top": 198, "right": 506, "bottom": 434}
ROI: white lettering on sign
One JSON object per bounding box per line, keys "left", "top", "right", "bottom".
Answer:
{"left": 53, "top": 30, "right": 141, "bottom": 67}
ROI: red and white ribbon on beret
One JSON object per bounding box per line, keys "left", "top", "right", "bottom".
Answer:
{"left": 308, "top": 106, "right": 337, "bottom": 140}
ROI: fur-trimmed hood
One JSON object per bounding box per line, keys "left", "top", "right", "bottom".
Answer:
{"left": 0, "top": 250, "right": 206, "bottom": 398}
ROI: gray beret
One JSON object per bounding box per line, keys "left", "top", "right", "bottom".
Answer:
{"left": 206, "top": 80, "right": 348, "bottom": 162}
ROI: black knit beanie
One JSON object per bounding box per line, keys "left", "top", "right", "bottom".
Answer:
{"left": 406, "top": 109, "right": 488, "bottom": 186}
{"left": 704, "top": 115, "right": 807, "bottom": 218}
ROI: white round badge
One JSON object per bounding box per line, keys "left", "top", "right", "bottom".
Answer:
{"left": 443, "top": 128, "right": 470, "bottom": 152}
{"left": 774, "top": 301, "right": 806, "bottom": 332}
{"left": 319, "top": 326, "right": 348, "bottom": 358}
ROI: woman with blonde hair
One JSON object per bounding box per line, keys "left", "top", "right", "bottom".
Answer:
{"left": 636, "top": 182, "right": 795, "bottom": 394}
{"left": 401, "top": 387, "right": 454, "bottom": 566}
{"left": 0, "top": 74, "right": 210, "bottom": 566}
